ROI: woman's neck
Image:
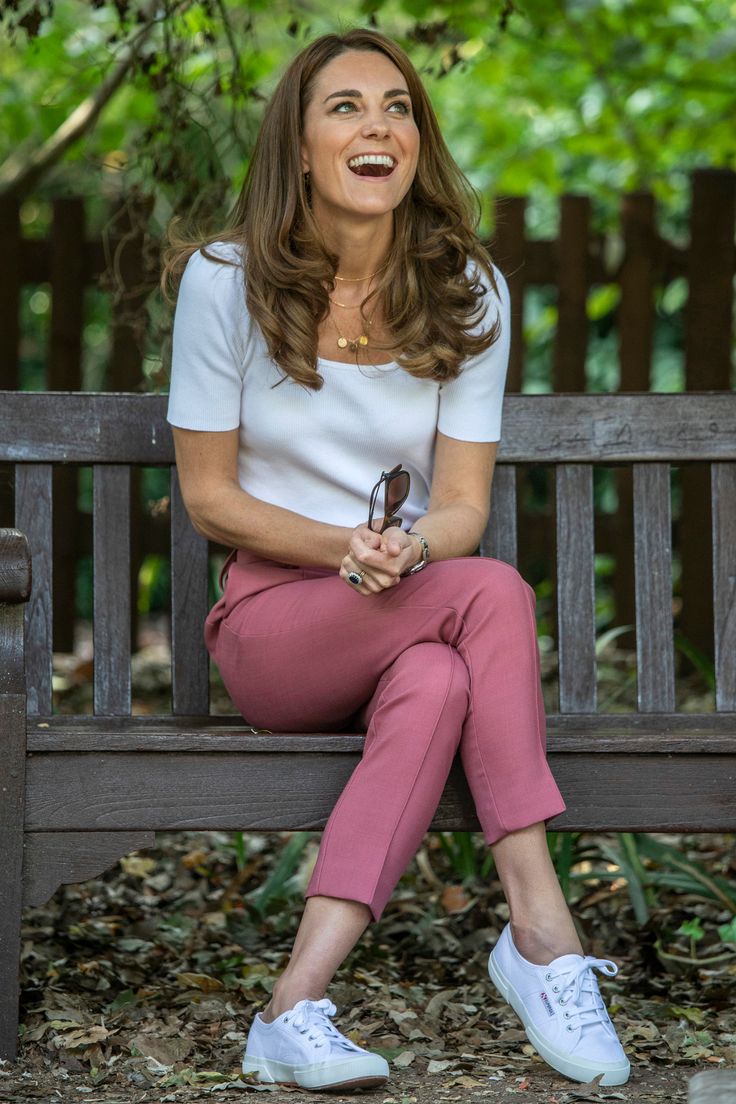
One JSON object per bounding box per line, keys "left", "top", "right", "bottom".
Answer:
{"left": 314, "top": 204, "right": 394, "bottom": 282}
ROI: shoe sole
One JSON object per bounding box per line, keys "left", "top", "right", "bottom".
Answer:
{"left": 488, "top": 951, "right": 630, "bottom": 1086}
{"left": 242, "top": 1054, "right": 389, "bottom": 1092}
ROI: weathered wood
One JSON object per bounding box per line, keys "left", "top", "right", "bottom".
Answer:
{"left": 14, "top": 468, "right": 53, "bottom": 715}
{"left": 615, "top": 192, "right": 657, "bottom": 640}
{"left": 633, "top": 464, "right": 675, "bottom": 711}
{"left": 24, "top": 749, "right": 736, "bottom": 833}
{"left": 553, "top": 195, "right": 590, "bottom": 393}
{"left": 0, "top": 585, "right": 27, "bottom": 1060}
{"left": 0, "top": 828, "right": 23, "bottom": 1061}
{"left": 712, "top": 463, "right": 736, "bottom": 711}
{"left": 0, "top": 198, "right": 21, "bottom": 392}
{"left": 619, "top": 191, "right": 657, "bottom": 391}
{"left": 688, "top": 1069, "right": 736, "bottom": 1102}
{"left": 0, "top": 529, "right": 31, "bottom": 604}
{"left": 489, "top": 195, "right": 526, "bottom": 392}
{"left": 24, "top": 709, "right": 736, "bottom": 738}
{"left": 3, "top": 392, "right": 735, "bottom": 464}
{"left": 170, "top": 468, "right": 209, "bottom": 714}
{"left": 93, "top": 466, "right": 131, "bottom": 715}
{"left": 51, "top": 465, "right": 77, "bottom": 654}
{"left": 685, "top": 169, "right": 736, "bottom": 392}
{"left": 556, "top": 465, "right": 596, "bottom": 712}
{"left": 49, "top": 198, "right": 85, "bottom": 393}
{"left": 680, "top": 170, "right": 736, "bottom": 658}
{"left": 105, "top": 194, "right": 156, "bottom": 392}
{"left": 23, "top": 721, "right": 736, "bottom": 755}
{"left": 49, "top": 199, "right": 86, "bottom": 652}
{"left": 481, "top": 464, "right": 517, "bottom": 566}
{"left": 23, "top": 830, "right": 155, "bottom": 908}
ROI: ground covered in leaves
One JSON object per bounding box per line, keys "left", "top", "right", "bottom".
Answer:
{"left": 5, "top": 828, "right": 736, "bottom": 1104}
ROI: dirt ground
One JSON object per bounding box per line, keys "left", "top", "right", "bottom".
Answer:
{"left": 3, "top": 828, "right": 735, "bottom": 1104}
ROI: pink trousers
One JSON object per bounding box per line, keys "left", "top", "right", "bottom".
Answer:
{"left": 204, "top": 549, "right": 567, "bottom": 922}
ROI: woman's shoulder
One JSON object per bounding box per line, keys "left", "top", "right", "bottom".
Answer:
{"left": 464, "top": 254, "right": 508, "bottom": 301}
{"left": 179, "top": 239, "right": 246, "bottom": 303}
{"left": 183, "top": 238, "right": 244, "bottom": 278}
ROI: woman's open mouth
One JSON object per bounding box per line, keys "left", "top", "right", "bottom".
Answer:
{"left": 346, "top": 154, "right": 397, "bottom": 180}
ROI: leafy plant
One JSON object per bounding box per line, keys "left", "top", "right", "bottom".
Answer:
{"left": 246, "top": 831, "right": 314, "bottom": 918}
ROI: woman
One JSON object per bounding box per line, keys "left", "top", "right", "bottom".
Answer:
{"left": 163, "top": 27, "right": 629, "bottom": 1094}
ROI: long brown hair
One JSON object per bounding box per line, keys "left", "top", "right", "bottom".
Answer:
{"left": 161, "top": 27, "right": 502, "bottom": 390}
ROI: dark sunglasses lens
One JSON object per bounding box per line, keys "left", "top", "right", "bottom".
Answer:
{"left": 386, "top": 472, "right": 410, "bottom": 513}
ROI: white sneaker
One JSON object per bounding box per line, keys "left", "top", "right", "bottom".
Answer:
{"left": 242, "top": 997, "right": 390, "bottom": 1091}
{"left": 488, "top": 922, "right": 630, "bottom": 1086}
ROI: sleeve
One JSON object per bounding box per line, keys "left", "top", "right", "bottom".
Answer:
{"left": 436, "top": 264, "right": 511, "bottom": 442}
{"left": 166, "top": 243, "right": 250, "bottom": 431}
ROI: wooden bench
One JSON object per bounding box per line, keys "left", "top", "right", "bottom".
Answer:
{"left": 1, "top": 389, "right": 735, "bottom": 1061}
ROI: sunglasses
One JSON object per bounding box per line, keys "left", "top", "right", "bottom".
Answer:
{"left": 367, "top": 463, "right": 411, "bottom": 534}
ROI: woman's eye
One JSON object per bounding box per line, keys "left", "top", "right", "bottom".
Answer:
{"left": 332, "top": 100, "right": 411, "bottom": 115}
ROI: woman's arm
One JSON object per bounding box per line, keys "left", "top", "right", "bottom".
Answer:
{"left": 348, "top": 431, "right": 498, "bottom": 584}
{"left": 172, "top": 426, "right": 354, "bottom": 570}
{"left": 411, "top": 430, "right": 497, "bottom": 559}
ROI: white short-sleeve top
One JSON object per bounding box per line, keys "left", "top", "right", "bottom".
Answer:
{"left": 166, "top": 240, "right": 510, "bottom": 530}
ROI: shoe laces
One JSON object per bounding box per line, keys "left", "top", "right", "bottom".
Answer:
{"left": 544, "top": 956, "right": 619, "bottom": 1030}
{"left": 283, "top": 998, "right": 362, "bottom": 1052}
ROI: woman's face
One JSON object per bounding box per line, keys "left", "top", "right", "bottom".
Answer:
{"left": 300, "top": 49, "right": 420, "bottom": 224}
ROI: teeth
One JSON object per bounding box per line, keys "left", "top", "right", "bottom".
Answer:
{"left": 347, "top": 154, "right": 396, "bottom": 169}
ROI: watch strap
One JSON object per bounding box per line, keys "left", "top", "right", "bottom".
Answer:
{"left": 403, "top": 530, "right": 430, "bottom": 575}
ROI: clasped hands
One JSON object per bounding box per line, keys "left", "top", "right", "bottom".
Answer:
{"left": 340, "top": 524, "right": 420, "bottom": 595}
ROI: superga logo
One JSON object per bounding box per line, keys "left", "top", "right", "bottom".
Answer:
{"left": 540, "top": 991, "right": 555, "bottom": 1017}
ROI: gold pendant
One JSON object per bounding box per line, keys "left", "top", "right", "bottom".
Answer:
{"left": 359, "top": 334, "right": 369, "bottom": 346}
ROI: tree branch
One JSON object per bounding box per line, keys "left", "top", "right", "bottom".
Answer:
{"left": 0, "top": 0, "right": 183, "bottom": 199}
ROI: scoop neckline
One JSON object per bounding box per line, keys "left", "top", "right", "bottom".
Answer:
{"left": 317, "top": 355, "right": 398, "bottom": 368}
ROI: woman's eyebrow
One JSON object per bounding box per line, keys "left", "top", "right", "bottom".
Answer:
{"left": 323, "top": 88, "right": 411, "bottom": 103}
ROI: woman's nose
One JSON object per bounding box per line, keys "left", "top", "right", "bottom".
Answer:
{"left": 361, "top": 110, "right": 390, "bottom": 137}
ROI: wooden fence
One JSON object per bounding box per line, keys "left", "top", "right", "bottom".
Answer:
{"left": 1, "top": 168, "right": 734, "bottom": 664}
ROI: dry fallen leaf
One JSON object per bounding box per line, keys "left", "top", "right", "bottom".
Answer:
{"left": 175, "top": 972, "right": 225, "bottom": 992}
{"left": 440, "top": 885, "right": 472, "bottom": 913}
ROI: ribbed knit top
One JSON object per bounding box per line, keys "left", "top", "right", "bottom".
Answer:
{"left": 166, "top": 241, "right": 510, "bottom": 529}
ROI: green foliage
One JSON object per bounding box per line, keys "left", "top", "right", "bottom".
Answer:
{"left": 2, "top": 0, "right": 733, "bottom": 241}
{"left": 246, "top": 831, "right": 314, "bottom": 918}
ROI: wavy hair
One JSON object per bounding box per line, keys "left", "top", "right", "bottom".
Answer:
{"left": 161, "top": 27, "right": 503, "bottom": 389}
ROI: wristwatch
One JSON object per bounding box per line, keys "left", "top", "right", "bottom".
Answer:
{"left": 403, "top": 530, "right": 430, "bottom": 576}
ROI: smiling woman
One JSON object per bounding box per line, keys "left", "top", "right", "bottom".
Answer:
{"left": 161, "top": 29, "right": 502, "bottom": 387}
{"left": 159, "top": 25, "right": 630, "bottom": 1098}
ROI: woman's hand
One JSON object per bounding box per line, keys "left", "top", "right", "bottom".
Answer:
{"left": 340, "top": 525, "right": 420, "bottom": 595}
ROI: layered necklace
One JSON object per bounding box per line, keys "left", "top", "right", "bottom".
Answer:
{"left": 327, "top": 259, "right": 389, "bottom": 352}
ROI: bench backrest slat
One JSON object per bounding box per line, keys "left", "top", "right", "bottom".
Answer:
{"left": 92, "top": 465, "right": 131, "bottom": 715}
{"left": 556, "top": 464, "right": 596, "bottom": 712}
{"left": 15, "top": 464, "right": 53, "bottom": 715}
{"left": 170, "top": 467, "right": 210, "bottom": 715}
{"left": 482, "top": 464, "right": 517, "bottom": 565}
{"left": 712, "top": 462, "right": 736, "bottom": 711}
{"left": 633, "top": 463, "right": 675, "bottom": 711}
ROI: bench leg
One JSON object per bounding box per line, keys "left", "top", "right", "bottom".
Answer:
{"left": 0, "top": 829, "right": 23, "bottom": 1060}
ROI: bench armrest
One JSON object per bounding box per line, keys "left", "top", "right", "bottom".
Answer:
{"left": 0, "top": 529, "right": 31, "bottom": 604}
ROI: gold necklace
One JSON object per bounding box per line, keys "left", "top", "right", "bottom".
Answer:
{"left": 328, "top": 293, "right": 368, "bottom": 308}
{"left": 330, "top": 305, "right": 378, "bottom": 351}
{"left": 334, "top": 258, "right": 389, "bottom": 282}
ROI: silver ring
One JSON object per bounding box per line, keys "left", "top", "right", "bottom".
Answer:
{"left": 347, "top": 570, "right": 365, "bottom": 586}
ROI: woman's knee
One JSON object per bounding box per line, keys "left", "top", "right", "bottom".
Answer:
{"left": 375, "top": 644, "right": 472, "bottom": 728}
{"left": 443, "top": 556, "right": 536, "bottom": 609}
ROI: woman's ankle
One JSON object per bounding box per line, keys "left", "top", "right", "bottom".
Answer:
{"left": 510, "top": 917, "right": 584, "bottom": 965}
{"left": 260, "top": 981, "right": 326, "bottom": 1024}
